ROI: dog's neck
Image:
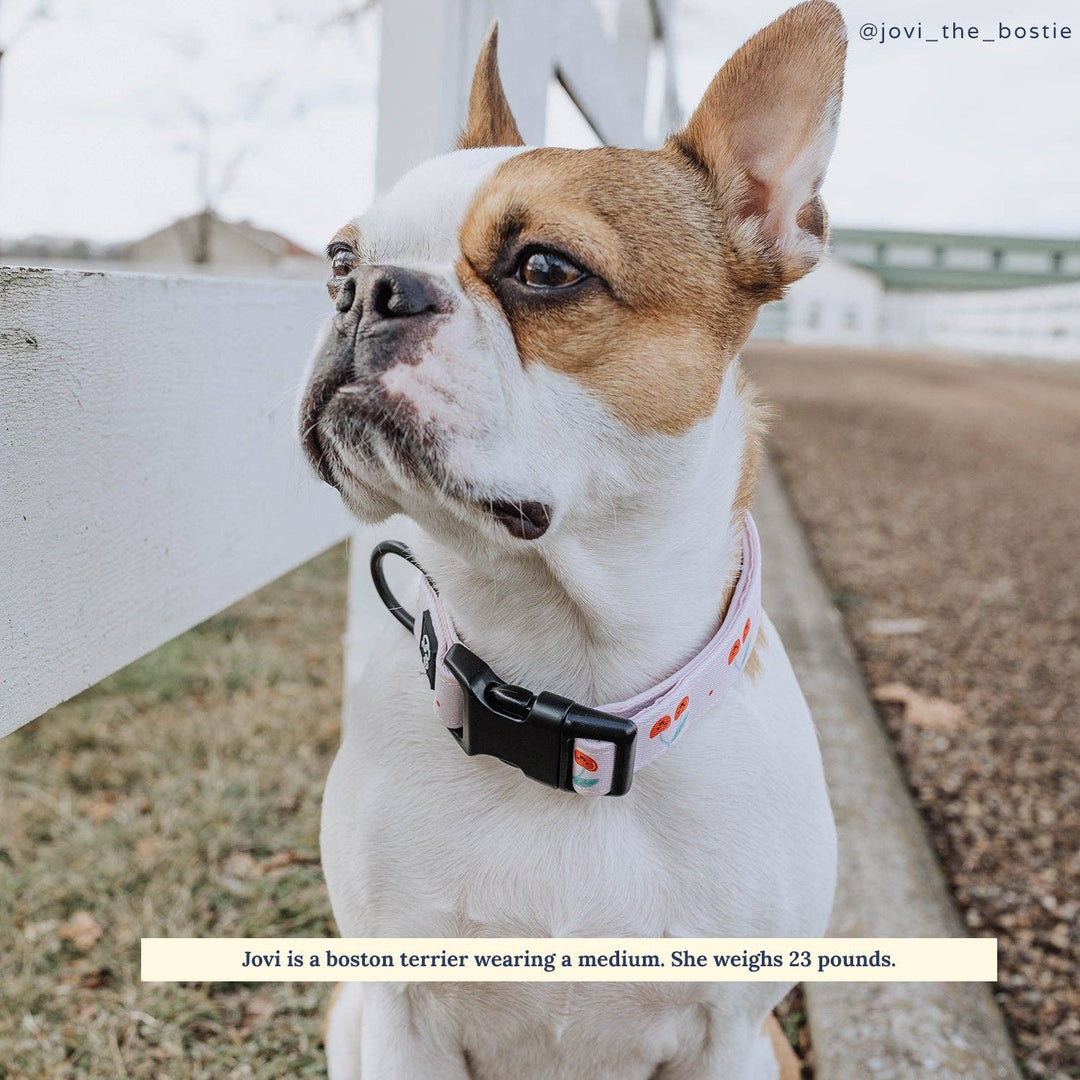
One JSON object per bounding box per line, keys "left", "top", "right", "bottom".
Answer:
{"left": 409, "top": 365, "right": 757, "bottom": 707}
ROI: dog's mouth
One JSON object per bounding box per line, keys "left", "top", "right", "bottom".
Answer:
{"left": 305, "top": 387, "right": 554, "bottom": 542}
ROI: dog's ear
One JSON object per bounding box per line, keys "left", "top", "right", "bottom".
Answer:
{"left": 458, "top": 22, "right": 524, "bottom": 150}
{"left": 670, "top": 0, "right": 846, "bottom": 285}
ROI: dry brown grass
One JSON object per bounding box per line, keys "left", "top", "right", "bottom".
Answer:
{"left": 0, "top": 545, "right": 348, "bottom": 1079}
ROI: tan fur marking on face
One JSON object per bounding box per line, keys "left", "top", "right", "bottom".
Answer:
{"left": 455, "top": 256, "right": 498, "bottom": 304}
{"left": 457, "top": 23, "right": 524, "bottom": 151}
{"left": 330, "top": 221, "right": 361, "bottom": 251}
{"left": 458, "top": 146, "right": 775, "bottom": 437}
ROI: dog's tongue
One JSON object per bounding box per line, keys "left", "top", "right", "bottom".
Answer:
{"left": 490, "top": 500, "right": 551, "bottom": 540}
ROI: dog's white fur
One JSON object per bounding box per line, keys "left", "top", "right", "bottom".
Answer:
{"left": 313, "top": 155, "right": 836, "bottom": 1079}
{"left": 306, "top": 5, "right": 845, "bottom": 1075}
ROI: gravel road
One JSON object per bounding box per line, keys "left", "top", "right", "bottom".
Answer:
{"left": 745, "top": 343, "right": 1079, "bottom": 1080}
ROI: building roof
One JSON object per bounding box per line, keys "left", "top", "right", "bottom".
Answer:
{"left": 830, "top": 227, "right": 1080, "bottom": 291}
{"left": 228, "top": 218, "right": 319, "bottom": 260}
{"left": 832, "top": 226, "right": 1080, "bottom": 253}
{"left": 3, "top": 212, "right": 321, "bottom": 266}
{"left": 125, "top": 211, "right": 320, "bottom": 261}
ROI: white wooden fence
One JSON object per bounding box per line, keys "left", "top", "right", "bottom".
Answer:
{"left": 0, "top": 270, "right": 351, "bottom": 734}
{"left": 0, "top": 0, "right": 671, "bottom": 738}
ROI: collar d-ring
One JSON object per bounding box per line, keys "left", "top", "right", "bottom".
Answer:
{"left": 369, "top": 539, "right": 431, "bottom": 632}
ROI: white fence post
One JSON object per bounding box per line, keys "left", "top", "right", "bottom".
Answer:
{"left": 374, "top": 0, "right": 664, "bottom": 194}
{"left": 374, "top": 0, "right": 551, "bottom": 194}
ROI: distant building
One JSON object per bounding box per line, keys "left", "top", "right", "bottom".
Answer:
{"left": 752, "top": 227, "right": 1080, "bottom": 360}
{"left": 1, "top": 234, "right": 124, "bottom": 264}
{"left": 2, "top": 211, "right": 324, "bottom": 279}
{"left": 756, "top": 257, "right": 883, "bottom": 349}
{"left": 124, "top": 211, "right": 323, "bottom": 278}
{"left": 830, "top": 227, "right": 1080, "bottom": 292}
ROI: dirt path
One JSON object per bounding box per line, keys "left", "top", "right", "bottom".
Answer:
{"left": 745, "top": 344, "right": 1079, "bottom": 1080}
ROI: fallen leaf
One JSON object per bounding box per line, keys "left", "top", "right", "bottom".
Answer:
{"left": 62, "top": 961, "right": 113, "bottom": 988}
{"left": 908, "top": 696, "right": 967, "bottom": 730}
{"left": 135, "top": 836, "right": 162, "bottom": 863}
{"left": 873, "top": 682, "right": 916, "bottom": 704}
{"left": 257, "top": 851, "right": 318, "bottom": 875}
{"left": 24, "top": 918, "right": 61, "bottom": 944}
{"left": 872, "top": 682, "right": 967, "bottom": 730}
{"left": 222, "top": 852, "right": 258, "bottom": 880}
{"left": 58, "top": 911, "right": 103, "bottom": 951}
{"left": 243, "top": 993, "right": 276, "bottom": 1028}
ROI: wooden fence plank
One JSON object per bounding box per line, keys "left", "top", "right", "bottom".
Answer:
{"left": 554, "top": 0, "right": 650, "bottom": 147}
{"left": 375, "top": 0, "right": 554, "bottom": 194}
{"left": 0, "top": 268, "right": 351, "bottom": 735}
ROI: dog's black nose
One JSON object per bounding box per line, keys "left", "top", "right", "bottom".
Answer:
{"left": 336, "top": 265, "right": 443, "bottom": 321}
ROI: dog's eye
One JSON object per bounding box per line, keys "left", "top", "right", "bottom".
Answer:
{"left": 330, "top": 247, "right": 358, "bottom": 277}
{"left": 517, "top": 250, "right": 586, "bottom": 289}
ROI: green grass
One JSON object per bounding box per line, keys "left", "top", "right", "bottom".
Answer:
{"left": 0, "top": 545, "right": 348, "bottom": 1079}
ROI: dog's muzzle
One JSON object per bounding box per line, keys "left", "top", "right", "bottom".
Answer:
{"left": 299, "top": 265, "right": 449, "bottom": 482}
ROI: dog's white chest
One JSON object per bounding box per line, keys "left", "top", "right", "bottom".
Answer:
{"left": 319, "top": 615, "right": 835, "bottom": 1080}
{"left": 321, "top": 615, "right": 835, "bottom": 941}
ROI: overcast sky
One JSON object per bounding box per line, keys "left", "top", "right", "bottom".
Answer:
{"left": 1, "top": 0, "right": 1077, "bottom": 251}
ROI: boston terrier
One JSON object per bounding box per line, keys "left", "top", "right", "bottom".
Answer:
{"left": 300, "top": 4, "right": 845, "bottom": 1076}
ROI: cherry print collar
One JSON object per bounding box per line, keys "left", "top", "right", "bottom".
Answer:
{"left": 370, "top": 513, "right": 763, "bottom": 797}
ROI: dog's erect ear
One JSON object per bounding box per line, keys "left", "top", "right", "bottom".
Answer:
{"left": 670, "top": 0, "right": 846, "bottom": 285}
{"left": 457, "top": 22, "right": 524, "bottom": 150}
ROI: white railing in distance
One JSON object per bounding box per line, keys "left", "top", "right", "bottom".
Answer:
{"left": 883, "top": 282, "right": 1080, "bottom": 362}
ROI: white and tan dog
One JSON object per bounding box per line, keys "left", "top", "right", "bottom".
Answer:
{"left": 300, "top": 4, "right": 845, "bottom": 1076}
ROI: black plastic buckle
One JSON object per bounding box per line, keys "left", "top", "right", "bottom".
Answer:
{"left": 444, "top": 644, "right": 638, "bottom": 796}
{"left": 370, "top": 540, "right": 638, "bottom": 796}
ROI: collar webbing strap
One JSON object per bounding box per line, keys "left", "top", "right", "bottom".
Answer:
{"left": 372, "top": 514, "right": 762, "bottom": 797}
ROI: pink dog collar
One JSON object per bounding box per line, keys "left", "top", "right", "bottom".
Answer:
{"left": 370, "top": 513, "right": 762, "bottom": 797}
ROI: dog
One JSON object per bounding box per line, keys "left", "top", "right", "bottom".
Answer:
{"left": 299, "top": 4, "right": 844, "bottom": 1076}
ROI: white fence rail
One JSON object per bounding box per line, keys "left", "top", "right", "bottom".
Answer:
{"left": 0, "top": 270, "right": 350, "bottom": 735}
{"left": 1, "top": 0, "right": 670, "bottom": 738}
